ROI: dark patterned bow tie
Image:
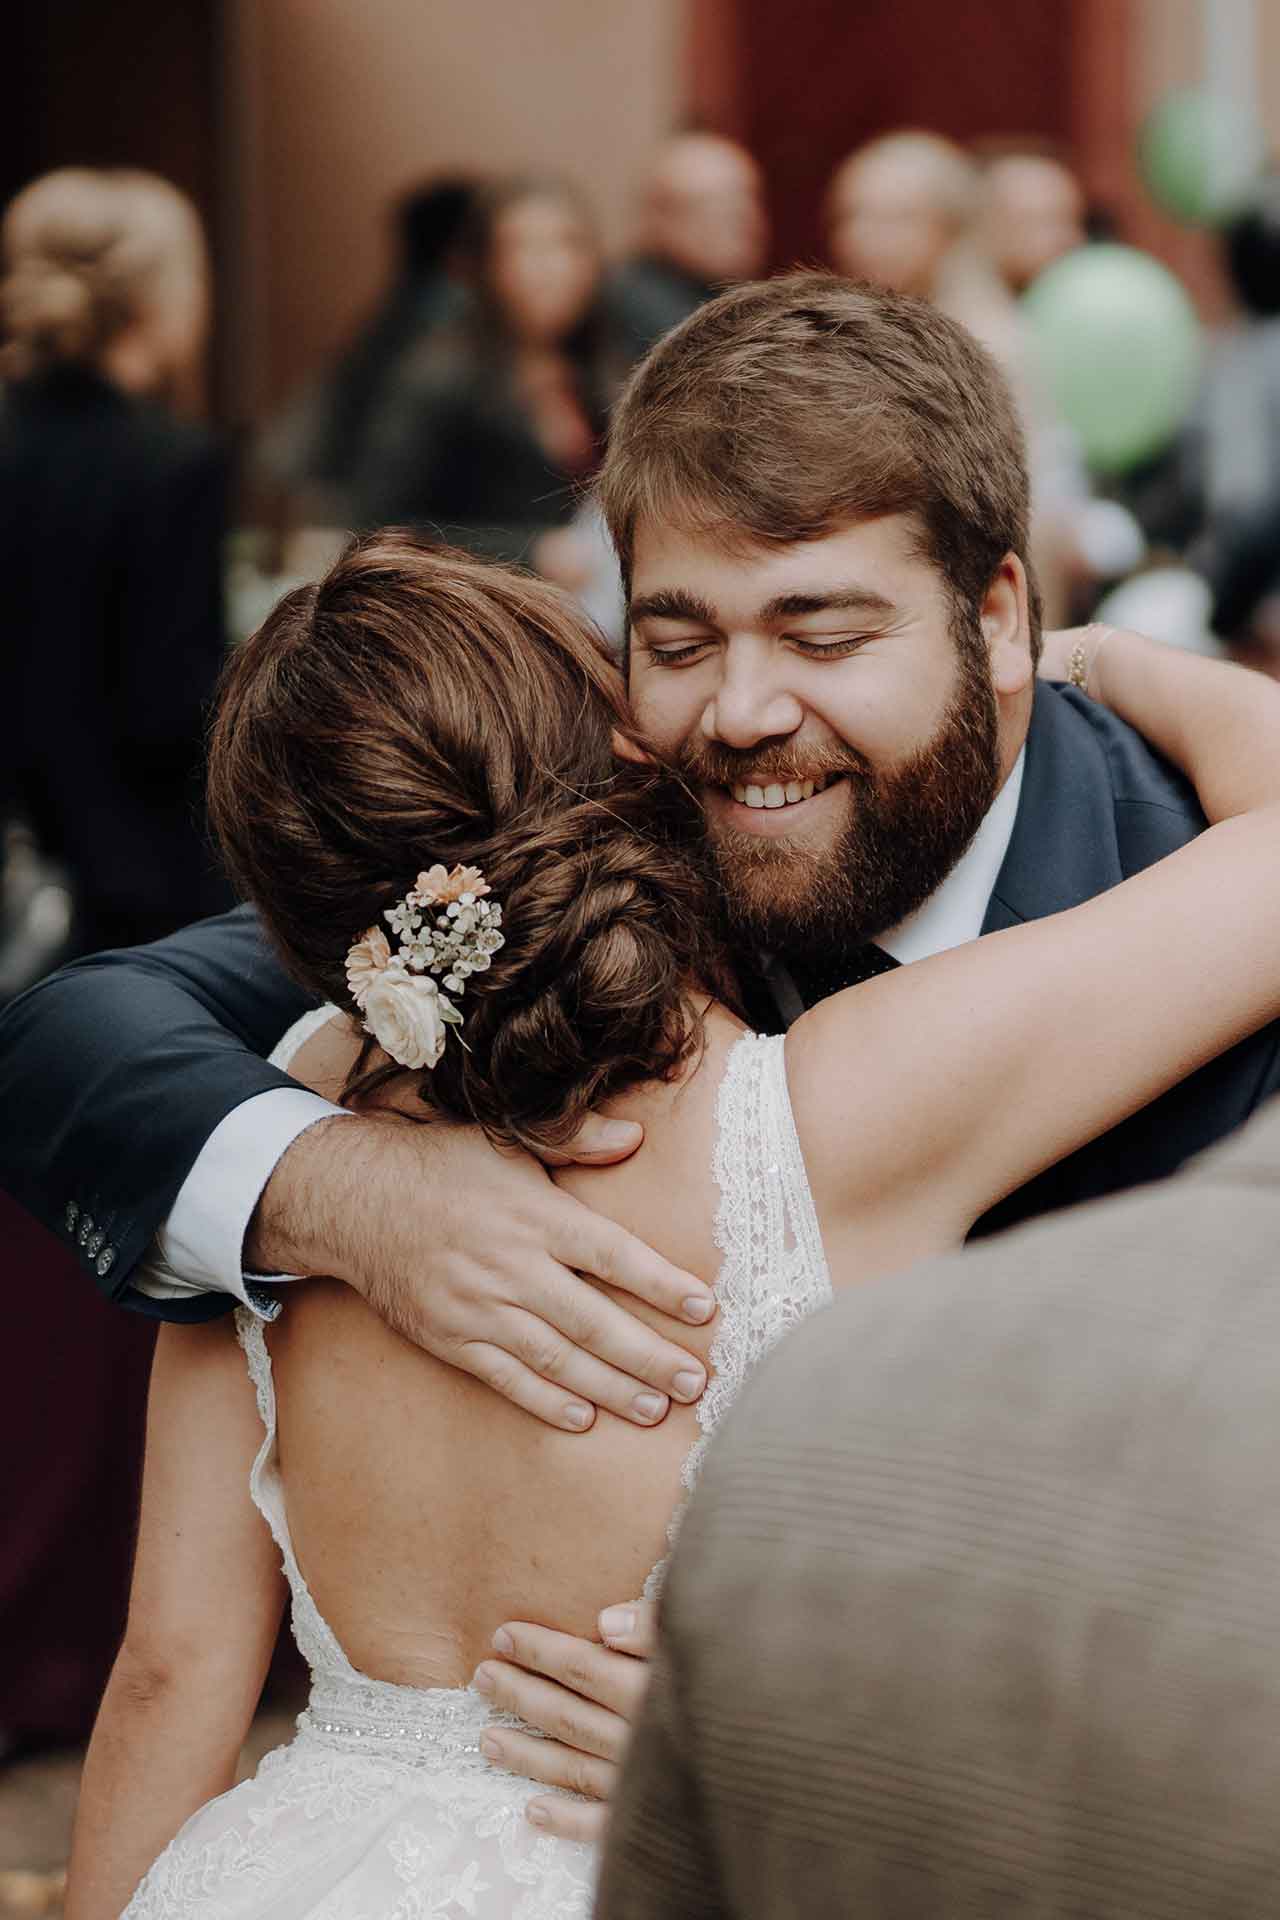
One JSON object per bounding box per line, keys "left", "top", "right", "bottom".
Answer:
{"left": 788, "top": 942, "right": 901, "bottom": 1009}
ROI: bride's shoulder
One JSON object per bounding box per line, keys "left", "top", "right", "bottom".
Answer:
{"left": 273, "top": 1006, "right": 361, "bottom": 1099}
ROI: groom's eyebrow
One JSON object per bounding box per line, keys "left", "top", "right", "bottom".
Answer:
{"left": 758, "top": 586, "right": 898, "bottom": 622}
{"left": 628, "top": 588, "right": 719, "bottom": 626}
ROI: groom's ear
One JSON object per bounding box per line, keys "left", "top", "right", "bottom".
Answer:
{"left": 981, "top": 554, "right": 1034, "bottom": 697}
{"left": 611, "top": 726, "right": 654, "bottom": 766}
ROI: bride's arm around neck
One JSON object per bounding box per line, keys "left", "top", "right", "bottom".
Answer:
{"left": 785, "top": 631, "right": 1280, "bottom": 1279}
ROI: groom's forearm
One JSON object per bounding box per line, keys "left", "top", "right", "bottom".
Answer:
{"left": 0, "top": 907, "right": 311, "bottom": 1299}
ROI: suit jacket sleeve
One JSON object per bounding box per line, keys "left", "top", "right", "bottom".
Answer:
{"left": 0, "top": 905, "right": 313, "bottom": 1307}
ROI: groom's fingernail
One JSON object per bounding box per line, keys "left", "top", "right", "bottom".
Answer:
{"left": 492, "top": 1627, "right": 515, "bottom": 1655}
{"left": 632, "top": 1392, "right": 667, "bottom": 1422}
{"left": 527, "top": 1802, "right": 550, "bottom": 1828}
{"left": 682, "top": 1292, "right": 714, "bottom": 1324}
{"left": 672, "top": 1369, "right": 705, "bottom": 1400}
{"left": 600, "top": 1606, "right": 636, "bottom": 1641}
{"left": 473, "top": 1665, "right": 496, "bottom": 1694}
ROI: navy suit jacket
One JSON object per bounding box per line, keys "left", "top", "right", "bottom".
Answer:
{"left": 974, "top": 685, "right": 1280, "bottom": 1236}
{"left": 2, "top": 684, "right": 1277, "bottom": 1310}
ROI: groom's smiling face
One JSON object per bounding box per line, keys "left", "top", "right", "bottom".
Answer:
{"left": 626, "top": 512, "right": 1029, "bottom": 953}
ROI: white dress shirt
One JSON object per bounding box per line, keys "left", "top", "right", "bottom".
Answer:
{"left": 135, "top": 751, "right": 1025, "bottom": 1306}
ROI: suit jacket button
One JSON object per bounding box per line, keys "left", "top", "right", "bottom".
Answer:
{"left": 96, "top": 1247, "right": 116, "bottom": 1277}
{"left": 86, "top": 1230, "right": 106, "bottom": 1259}
{"left": 77, "top": 1215, "right": 95, "bottom": 1247}
{"left": 65, "top": 1201, "right": 79, "bottom": 1234}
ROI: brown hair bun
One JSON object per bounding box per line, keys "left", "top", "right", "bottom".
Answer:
{"left": 208, "top": 530, "right": 732, "bottom": 1151}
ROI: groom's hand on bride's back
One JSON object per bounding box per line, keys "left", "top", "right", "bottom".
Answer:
{"left": 246, "top": 1113, "right": 714, "bottom": 1430}
{"left": 473, "top": 1599, "right": 659, "bottom": 1843}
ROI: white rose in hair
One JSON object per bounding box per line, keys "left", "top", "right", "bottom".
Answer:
{"left": 363, "top": 966, "right": 447, "bottom": 1069}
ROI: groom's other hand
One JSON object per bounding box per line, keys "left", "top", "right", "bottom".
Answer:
{"left": 474, "top": 1601, "right": 658, "bottom": 1842}
{"left": 245, "top": 1116, "right": 713, "bottom": 1430}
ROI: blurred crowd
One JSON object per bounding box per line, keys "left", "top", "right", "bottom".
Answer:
{"left": 6, "top": 125, "right": 1280, "bottom": 996}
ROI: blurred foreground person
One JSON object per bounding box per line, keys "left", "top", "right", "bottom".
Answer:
{"left": 599, "top": 1093, "right": 1280, "bottom": 1918}
{"left": 350, "top": 177, "right": 619, "bottom": 590}
{"left": 0, "top": 165, "right": 229, "bottom": 956}
{"left": 263, "top": 176, "right": 477, "bottom": 526}
{"left": 607, "top": 133, "right": 767, "bottom": 361}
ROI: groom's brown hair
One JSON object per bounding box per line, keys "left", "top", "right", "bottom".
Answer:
{"left": 598, "top": 270, "right": 1042, "bottom": 661}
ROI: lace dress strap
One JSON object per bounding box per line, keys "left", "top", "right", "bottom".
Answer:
{"left": 644, "top": 1031, "right": 832, "bottom": 1596}
{"left": 235, "top": 1310, "right": 360, "bottom": 1680}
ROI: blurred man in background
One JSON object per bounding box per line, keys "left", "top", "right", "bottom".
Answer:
{"left": 607, "top": 132, "right": 768, "bottom": 361}
{"left": 979, "top": 150, "right": 1087, "bottom": 297}
{"left": 824, "top": 128, "right": 979, "bottom": 303}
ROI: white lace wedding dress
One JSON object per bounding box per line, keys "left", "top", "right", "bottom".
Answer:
{"left": 124, "top": 1020, "right": 831, "bottom": 1918}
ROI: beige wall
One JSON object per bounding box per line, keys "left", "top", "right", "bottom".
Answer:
{"left": 227, "top": 0, "right": 683, "bottom": 419}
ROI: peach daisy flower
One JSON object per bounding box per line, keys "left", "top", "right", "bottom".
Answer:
{"left": 345, "top": 925, "right": 391, "bottom": 1008}
{"left": 416, "top": 863, "right": 490, "bottom": 905}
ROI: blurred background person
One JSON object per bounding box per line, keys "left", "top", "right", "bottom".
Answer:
{"left": 348, "top": 175, "right": 619, "bottom": 595}
{"left": 606, "top": 132, "right": 768, "bottom": 362}
{"left": 0, "top": 165, "right": 230, "bottom": 965}
{"left": 824, "top": 128, "right": 982, "bottom": 306}
{"left": 262, "top": 175, "right": 478, "bottom": 529}
{"left": 979, "top": 149, "right": 1087, "bottom": 298}
{"left": 0, "top": 163, "right": 229, "bottom": 1782}
{"left": 1151, "top": 172, "right": 1280, "bottom": 672}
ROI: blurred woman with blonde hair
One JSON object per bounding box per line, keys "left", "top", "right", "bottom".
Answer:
{"left": 0, "top": 164, "right": 229, "bottom": 958}
{"left": 0, "top": 167, "right": 230, "bottom": 1769}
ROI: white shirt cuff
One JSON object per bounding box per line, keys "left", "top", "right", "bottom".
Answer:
{"left": 133, "top": 1088, "right": 351, "bottom": 1312}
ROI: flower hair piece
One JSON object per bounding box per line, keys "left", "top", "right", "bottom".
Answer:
{"left": 344, "top": 864, "right": 505, "bottom": 1069}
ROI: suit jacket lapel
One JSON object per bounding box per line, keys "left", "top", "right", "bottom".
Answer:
{"left": 982, "top": 684, "right": 1126, "bottom": 935}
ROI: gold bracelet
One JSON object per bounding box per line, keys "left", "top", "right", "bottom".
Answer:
{"left": 1067, "top": 623, "right": 1113, "bottom": 696}
{"left": 1067, "top": 638, "right": 1090, "bottom": 690}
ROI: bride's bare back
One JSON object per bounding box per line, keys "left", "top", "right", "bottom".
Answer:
{"left": 269, "top": 1004, "right": 745, "bottom": 1686}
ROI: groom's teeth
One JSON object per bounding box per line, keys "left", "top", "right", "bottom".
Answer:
{"left": 729, "top": 777, "right": 828, "bottom": 808}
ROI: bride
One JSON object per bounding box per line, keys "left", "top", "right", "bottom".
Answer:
{"left": 67, "top": 533, "right": 1280, "bottom": 1917}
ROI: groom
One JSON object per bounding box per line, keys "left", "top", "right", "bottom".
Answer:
{"left": 2, "top": 273, "right": 1279, "bottom": 1711}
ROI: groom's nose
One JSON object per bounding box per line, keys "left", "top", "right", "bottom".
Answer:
{"left": 702, "top": 651, "right": 804, "bottom": 749}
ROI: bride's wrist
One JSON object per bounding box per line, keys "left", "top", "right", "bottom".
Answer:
{"left": 1066, "top": 622, "right": 1115, "bottom": 702}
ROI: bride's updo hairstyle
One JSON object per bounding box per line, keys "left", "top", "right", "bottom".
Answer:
{"left": 208, "top": 530, "right": 732, "bottom": 1151}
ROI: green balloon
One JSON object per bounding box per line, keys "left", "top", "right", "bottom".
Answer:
{"left": 1139, "top": 89, "right": 1264, "bottom": 226}
{"left": 1023, "top": 244, "right": 1201, "bottom": 475}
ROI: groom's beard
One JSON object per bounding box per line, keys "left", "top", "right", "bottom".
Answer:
{"left": 675, "top": 631, "right": 1002, "bottom": 957}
